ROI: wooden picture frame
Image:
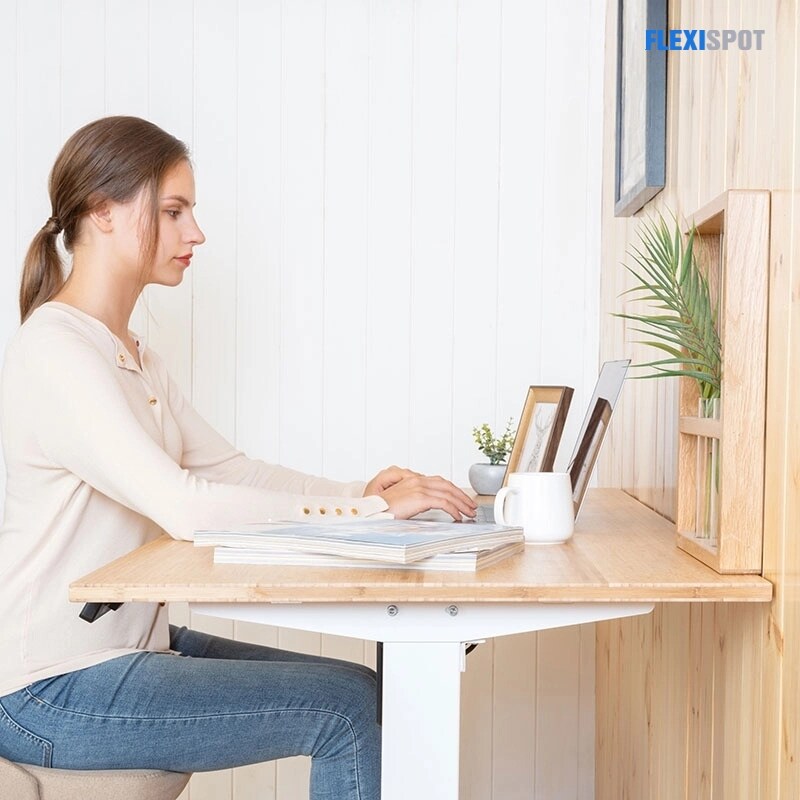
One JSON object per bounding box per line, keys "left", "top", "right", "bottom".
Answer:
{"left": 502, "top": 386, "right": 573, "bottom": 487}
{"left": 569, "top": 398, "right": 612, "bottom": 517}
{"left": 614, "top": 0, "right": 667, "bottom": 217}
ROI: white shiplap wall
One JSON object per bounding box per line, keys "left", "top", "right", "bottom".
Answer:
{"left": 0, "top": 1, "right": 604, "bottom": 797}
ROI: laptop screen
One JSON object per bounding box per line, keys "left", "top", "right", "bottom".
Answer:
{"left": 566, "top": 359, "right": 630, "bottom": 518}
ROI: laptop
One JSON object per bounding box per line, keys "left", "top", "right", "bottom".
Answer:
{"left": 474, "top": 359, "right": 630, "bottom": 523}
{"left": 565, "top": 359, "right": 630, "bottom": 519}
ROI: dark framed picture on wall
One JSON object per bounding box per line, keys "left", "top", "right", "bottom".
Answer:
{"left": 614, "top": 0, "right": 667, "bottom": 217}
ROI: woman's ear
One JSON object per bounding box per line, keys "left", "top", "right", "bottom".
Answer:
{"left": 87, "top": 202, "right": 113, "bottom": 233}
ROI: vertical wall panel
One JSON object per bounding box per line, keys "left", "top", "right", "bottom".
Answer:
{"left": 777, "top": 58, "right": 800, "bottom": 791}
{"left": 577, "top": 623, "right": 596, "bottom": 800}
{"left": 492, "top": 633, "right": 537, "bottom": 800}
{"left": 0, "top": 0, "right": 16, "bottom": 508}
{"left": 451, "top": 0, "right": 502, "bottom": 482}
{"left": 459, "top": 638, "right": 495, "bottom": 800}
{"left": 61, "top": 1, "right": 105, "bottom": 137}
{"left": 539, "top": 0, "right": 592, "bottom": 434}
{"left": 677, "top": 0, "right": 702, "bottom": 220}
{"left": 535, "top": 627, "right": 582, "bottom": 797}
{"left": 771, "top": 0, "right": 794, "bottom": 191}
{"left": 685, "top": 604, "right": 715, "bottom": 798}
{"left": 408, "top": 0, "right": 457, "bottom": 477}
{"left": 726, "top": 1, "right": 750, "bottom": 188}
{"left": 279, "top": 0, "right": 326, "bottom": 475}
{"left": 236, "top": 0, "right": 282, "bottom": 463}
{"left": 147, "top": 0, "right": 195, "bottom": 144}
{"left": 496, "top": 0, "right": 547, "bottom": 466}
{"left": 760, "top": 190, "right": 792, "bottom": 800}
{"left": 105, "top": 0, "right": 149, "bottom": 118}
{"left": 322, "top": 0, "right": 370, "bottom": 481}
{"left": 695, "top": 0, "right": 727, "bottom": 210}
{"left": 364, "top": 0, "right": 414, "bottom": 476}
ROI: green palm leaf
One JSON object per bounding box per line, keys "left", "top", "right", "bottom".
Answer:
{"left": 613, "top": 212, "right": 721, "bottom": 399}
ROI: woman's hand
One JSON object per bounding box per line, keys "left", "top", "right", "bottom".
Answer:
{"left": 363, "top": 465, "right": 421, "bottom": 497}
{"left": 377, "top": 474, "right": 478, "bottom": 522}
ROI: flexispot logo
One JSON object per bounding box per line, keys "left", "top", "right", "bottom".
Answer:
{"left": 645, "top": 29, "right": 765, "bottom": 51}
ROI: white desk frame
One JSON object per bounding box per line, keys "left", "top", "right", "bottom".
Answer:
{"left": 192, "top": 600, "right": 654, "bottom": 800}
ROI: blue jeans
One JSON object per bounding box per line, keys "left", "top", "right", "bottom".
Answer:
{"left": 0, "top": 625, "right": 381, "bottom": 799}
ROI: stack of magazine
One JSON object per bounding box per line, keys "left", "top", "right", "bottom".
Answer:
{"left": 194, "top": 520, "right": 525, "bottom": 572}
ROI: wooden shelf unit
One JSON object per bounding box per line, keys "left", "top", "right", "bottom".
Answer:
{"left": 676, "top": 190, "right": 770, "bottom": 574}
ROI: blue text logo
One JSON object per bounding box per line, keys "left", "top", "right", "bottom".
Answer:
{"left": 645, "top": 29, "right": 765, "bottom": 51}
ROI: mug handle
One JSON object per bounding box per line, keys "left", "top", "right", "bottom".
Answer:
{"left": 494, "top": 486, "right": 516, "bottom": 525}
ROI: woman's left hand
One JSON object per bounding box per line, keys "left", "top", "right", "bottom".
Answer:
{"left": 363, "top": 465, "right": 422, "bottom": 497}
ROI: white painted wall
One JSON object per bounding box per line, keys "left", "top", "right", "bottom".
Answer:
{"left": 0, "top": 1, "right": 604, "bottom": 797}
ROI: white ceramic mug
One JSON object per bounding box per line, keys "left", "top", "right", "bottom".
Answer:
{"left": 493, "top": 472, "right": 575, "bottom": 544}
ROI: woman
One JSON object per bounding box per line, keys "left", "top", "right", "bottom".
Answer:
{"left": 0, "top": 116, "right": 476, "bottom": 798}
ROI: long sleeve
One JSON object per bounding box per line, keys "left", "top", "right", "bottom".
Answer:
{"left": 156, "top": 354, "right": 366, "bottom": 498}
{"left": 21, "top": 326, "right": 388, "bottom": 541}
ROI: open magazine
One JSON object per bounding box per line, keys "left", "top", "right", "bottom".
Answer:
{"left": 212, "top": 541, "right": 525, "bottom": 572}
{"left": 194, "top": 520, "right": 523, "bottom": 564}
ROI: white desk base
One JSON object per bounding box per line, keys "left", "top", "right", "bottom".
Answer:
{"left": 191, "top": 601, "right": 654, "bottom": 800}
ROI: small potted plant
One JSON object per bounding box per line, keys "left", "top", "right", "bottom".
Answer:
{"left": 469, "top": 418, "right": 515, "bottom": 496}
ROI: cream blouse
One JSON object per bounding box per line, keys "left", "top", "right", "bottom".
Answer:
{"left": 0, "top": 302, "right": 389, "bottom": 697}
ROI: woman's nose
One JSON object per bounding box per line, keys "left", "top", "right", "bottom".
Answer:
{"left": 188, "top": 218, "right": 206, "bottom": 245}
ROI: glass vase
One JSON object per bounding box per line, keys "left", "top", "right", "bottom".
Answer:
{"left": 695, "top": 397, "right": 721, "bottom": 542}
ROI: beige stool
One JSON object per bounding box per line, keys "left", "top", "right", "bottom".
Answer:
{"left": 0, "top": 756, "right": 190, "bottom": 800}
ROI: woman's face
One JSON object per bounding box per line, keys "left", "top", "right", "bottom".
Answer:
{"left": 141, "top": 159, "right": 206, "bottom": 287}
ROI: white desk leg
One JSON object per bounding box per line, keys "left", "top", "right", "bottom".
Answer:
{"left": 381, "top": 641, "right": 463, "bottom": 800}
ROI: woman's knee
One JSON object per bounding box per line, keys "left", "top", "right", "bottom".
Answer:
{"left": 310, "top": 665, "right": 379, "bottom": 757}
{"left": 329, "top": 664, "right": 378, "bottom": 719}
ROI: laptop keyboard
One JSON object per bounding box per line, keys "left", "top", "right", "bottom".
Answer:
{"left": 413, "top": 505, "right": 495, "bottom": 523}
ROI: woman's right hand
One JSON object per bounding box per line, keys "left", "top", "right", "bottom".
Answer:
{"left": 379, "top": 475, "right": 477, "bottom": 522}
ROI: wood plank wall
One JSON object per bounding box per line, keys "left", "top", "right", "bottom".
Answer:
{"left": 0, "top": 1, "right": 606, "bottom": 798}
{"left": 597, "top": 0, "right": 800, "bottom": 797}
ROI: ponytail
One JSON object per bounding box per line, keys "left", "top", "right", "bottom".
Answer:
{"left": 19, "top": 219, "right": 65, "bottom": 323}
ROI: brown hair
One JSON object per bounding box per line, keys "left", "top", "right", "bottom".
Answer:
{"left": 19, "top": 116, "right": 190, "bottom": 323}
